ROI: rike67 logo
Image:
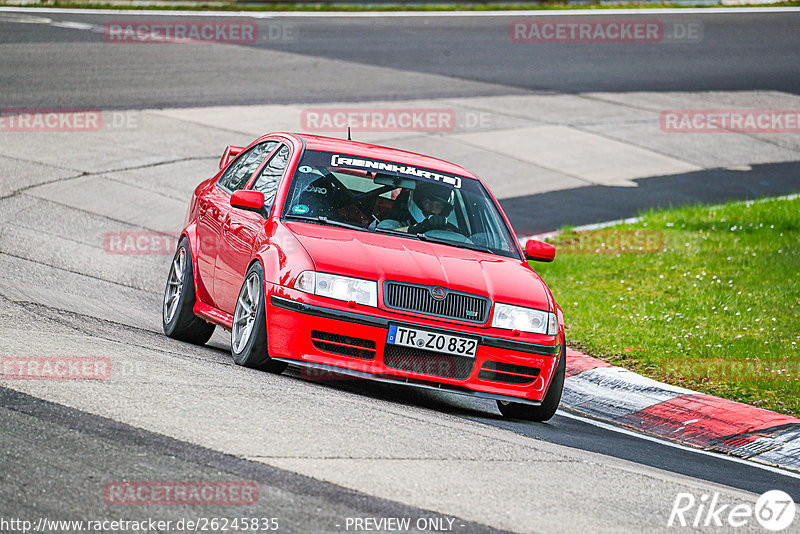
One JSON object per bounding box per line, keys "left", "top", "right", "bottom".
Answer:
{"left": 668, "top": 490, "right": 796, "bottom": 531}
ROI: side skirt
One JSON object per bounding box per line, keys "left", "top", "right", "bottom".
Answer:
{"left": 194, "top": 301, "right": 234, "bottom": 331}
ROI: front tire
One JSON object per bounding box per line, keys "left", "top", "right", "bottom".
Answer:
{"left": 496, "top": 343, "right": 566, "bottom": 422}
{"left": 162, "top": 238, "right": 215, "bottom": 345}
{"left": 231, "top": 262, "right": 287, "bottom": 373}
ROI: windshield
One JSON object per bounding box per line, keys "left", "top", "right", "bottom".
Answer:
{"left": 281, "top": 150, "right": 520, "bottom": 258}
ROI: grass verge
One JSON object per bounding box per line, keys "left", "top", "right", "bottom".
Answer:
{"left": 533, "top": 195, "right": 800, "bottom": 417}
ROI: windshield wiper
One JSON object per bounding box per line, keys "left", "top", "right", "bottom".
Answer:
{"left": 373, "top": 226, "right": 494, "bottom": 254}
{"left": 285, "top": 214, "right": 367, "bottom": 231}
{"left": 373, "top": 227, "right": 420, "bottom": 238}
{"left": 414, "top": 233, "right": 495, "bottom": 255}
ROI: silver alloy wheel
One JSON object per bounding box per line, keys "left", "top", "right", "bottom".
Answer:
{"left": 163, "top": 247, "right": 186, "bottom": 324}
{"left": 232, "top": 272, "right": 260, "bottom": 354}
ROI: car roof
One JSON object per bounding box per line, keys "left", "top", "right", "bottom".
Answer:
{"left": 265, "top": 132, "right": 480, "bottom": 180}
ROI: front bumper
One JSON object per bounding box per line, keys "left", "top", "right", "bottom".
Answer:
{"left": 267, "top": 290, "right": 561, "bottom": 403}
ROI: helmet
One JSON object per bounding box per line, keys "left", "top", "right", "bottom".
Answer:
{"left": 412, "top": 182, "right": 453, "bottom": 217}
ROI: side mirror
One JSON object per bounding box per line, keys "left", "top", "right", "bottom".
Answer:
{"left": 219, "top": 145, "right": 244, "bottom": 170}
{"left": 524, "top": 239, "right": 555, "bottom": 262}
{"left": 231, "top": 190, "right": 267, "bottom": 216}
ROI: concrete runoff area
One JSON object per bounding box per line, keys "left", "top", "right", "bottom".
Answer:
{"left": 2, "top": 90, "right": 799, "bottom": 229}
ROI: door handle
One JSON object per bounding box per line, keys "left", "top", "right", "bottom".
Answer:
{"left": 199, "top": 203, "right": 208, "bottom": 216}
{"left": 222, "top": 219, "right": 231, "bottom": 233}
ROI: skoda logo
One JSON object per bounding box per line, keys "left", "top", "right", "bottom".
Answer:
{"left": 430, "top": 287, "right": 446, "bottom": 300}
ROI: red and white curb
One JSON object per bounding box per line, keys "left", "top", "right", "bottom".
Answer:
{"left": 562, "top": 348, "right": 800, "bottom": 473}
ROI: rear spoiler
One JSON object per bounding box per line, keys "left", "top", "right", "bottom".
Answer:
{"left": 219, "top": 145, "right": 244, "bottom": 170}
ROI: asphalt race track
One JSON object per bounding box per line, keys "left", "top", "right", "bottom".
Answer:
{"left": 1, "top": 8, "right": 800, "bottom": 533}
{"left": 2, "top": 11, "right": 800, "bottom": 108}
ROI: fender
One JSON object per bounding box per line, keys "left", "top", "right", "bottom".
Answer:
{"left": 537, "top": 332, "right": 566, "bottom": 396}
{"left": 523, "top": 260, "right": 558, "bottom": 314}
{"left": 179, "top": 221, "right": 213, "bottom": 306}
{"left": 533, "top": 305, "right": 566, "bottom": 395}
{"left": 252, "top": 220, "right": 315, "bottom": 289}
{"left": 180, "top": 223, "right": 198, "bottom": 285}
{"left": 556, "top": 304, "right": 565, "bottom": 336}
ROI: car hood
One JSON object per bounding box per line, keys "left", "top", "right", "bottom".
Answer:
{"left": 286, "top": 222, "right": 554, "bottom": 312}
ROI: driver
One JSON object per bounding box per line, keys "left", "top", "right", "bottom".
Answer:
{"left": 377, "top": 181, "right": 460, "bottom": 233}
{"left": 406, "top": 182, "right": 451, "bottom": 233}
{"left": 385, "top": 182, "right": 456, "bottom": 234}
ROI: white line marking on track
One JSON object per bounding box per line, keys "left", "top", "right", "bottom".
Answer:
{"left": 556, "top": 409, "right": 800, "bottom": 481}
{"left": 1, "top": 6, "right": 800, "bottom": 18}
{"left": 50, "top": 20, "right": 96, "bottom": 30}
{"left": 0, "top": 12, "right": 51, "bottom": 22}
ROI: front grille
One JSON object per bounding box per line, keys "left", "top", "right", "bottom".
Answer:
{"left": 383, "top": 345, "right": 474, "bottom": 380}
{"left": 311, "top": 331, "right": 376, "bottom": 360}
{"left": 383, "top": 282, "right": 489, "bottom": 323}
{"left": 478, "top": 361, "right": 540, "bottom": 385}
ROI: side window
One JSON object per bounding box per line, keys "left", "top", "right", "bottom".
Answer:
{"left": 218, "top": 141, "right": 278, "bottom": 193}
{"left": 251, "top": 144, "right": 290, "bottom": 207}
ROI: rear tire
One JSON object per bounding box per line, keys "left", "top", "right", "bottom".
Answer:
{"left": 496, "top": 343, "right": 566, "bottom": 422}
{"left": 231, "top": 262, "right": 287, "bottom": 373}
{"left": 162, "top": 238, "right": 215, "bottom": 345}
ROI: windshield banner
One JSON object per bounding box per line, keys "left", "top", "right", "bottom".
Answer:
{"left": 329, "top": 154, "right": 462, "bottom": 188}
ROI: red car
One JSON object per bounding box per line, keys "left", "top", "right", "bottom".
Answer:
{"left": 163, "top": 133, "right": 565, "bottom": 421}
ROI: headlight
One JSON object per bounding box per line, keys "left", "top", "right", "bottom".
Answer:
{"left": 491, "top": 303, "right": 558, "bottom": 335}
{"left": 294, "top": 271, "right": 378, "bottom": 307}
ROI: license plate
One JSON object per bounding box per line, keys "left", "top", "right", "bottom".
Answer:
{"left": 386, "top": 325, "right": 477, "bottom": 358}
